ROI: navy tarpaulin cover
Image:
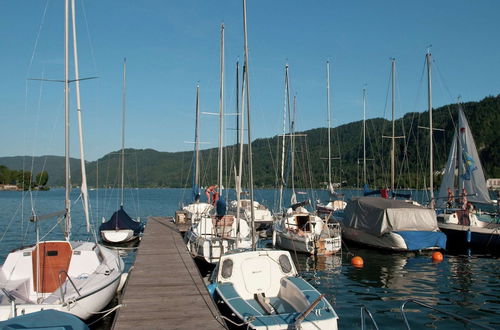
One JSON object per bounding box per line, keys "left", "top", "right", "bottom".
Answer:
{"left": 395, "top": 231, "right": 447, "bottom": 250}
{"left": 100, "top": 206, "right": 143, "bottom": 235}
{"left": 216, "top": 198, "right": 227, "bottom": 217}
{"left": 363, "top": 184, "right": 380, "bottom": 196}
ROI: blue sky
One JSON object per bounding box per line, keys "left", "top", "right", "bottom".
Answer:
{"left": 0, "top": 0, "right": 499, "bottom": 161}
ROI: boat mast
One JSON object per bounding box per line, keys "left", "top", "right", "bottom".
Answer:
{"left": 242, "top": 0, "right": 256, "bottom": 250}
{"left": 120, "top": 58, "right": 126, "bottom": 208}
{"left": 217, "top": 24, "right": 225, "bottom": 195}
{"left": 291, "top": 96, "right": 296, "bottom": 201}
{"left": 70, "top": 0, "right": 90, "bottom": 233}
{"left": 362, "top": 86, "right": 367, "bottom": 185}
{"left": 391, "top": 58, "right": 396, "bottom": 192}
{"left": 64, "top": 0, "right": 71, "bottom": 240}
{"left": 457, "top": 97, "right": 463, "bottom": 195}
{"left": 326, "top": 61, "right": 332, "bottom": 191}
{"left": 236, "top": 63, "right": 246, "bottom": 249}
{"left": 278, "top": 64, "right": 290, "bottom": 211}
{"left": 426, "top": 51, "right": 435, "bottom": 208}
{"left": 194, "top": 84, "right": 200, "bottom": 200}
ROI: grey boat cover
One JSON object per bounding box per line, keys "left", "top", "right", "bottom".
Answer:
{"left": 343, "top": 197, "right": 439, "bottom": 236}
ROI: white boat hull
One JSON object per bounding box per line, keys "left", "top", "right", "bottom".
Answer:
{"left": 341, "top": 226, "right": 410, "bottom": 250}
{"left": 100, "top": 229, "right": 136, "bottom": 244}
{"left": 0, "top": 241, "right": 124, "bottom": 321}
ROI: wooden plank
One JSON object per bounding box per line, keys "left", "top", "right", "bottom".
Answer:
{"left": 113, "top": 217, "right": 225, "bottom": 330}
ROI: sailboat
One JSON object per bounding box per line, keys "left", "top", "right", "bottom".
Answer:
{"left": 100, "top": 58, "right": 144, "bottom": 244}
{"left": 179, "top": 84, "right": 214, "bottom": 222}
{"left": 210, "top": 2, "right": 339, "bottom": 329}
{"left": 340, "top": 58, "right": 446, "bottom": 251}
{"left": 436, "top": 103, "right": 499, "bottom": 251}
{"left": 273, "top": 65, "right": 341, "bottom": 256}
{"left": 316, "top": 61, "right": 346, "bottom": 215}
{"left": 184, "top": 24, "right": 252, "bottom": 265}
{"left": 0, "top": 0, "right": 124, "bottom": 320}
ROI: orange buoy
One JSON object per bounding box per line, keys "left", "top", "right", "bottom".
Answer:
{"left": 351, "top": 256, "right": 364, "bottom": 268}
{"left": 432, "top": 251, "right": 444, "bottom": 262}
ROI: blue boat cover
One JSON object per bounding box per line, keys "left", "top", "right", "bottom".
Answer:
{"left": 99, "top": 206, "right": 143, "bottom": 235}
{"left": 216, "top": 198, "right": 227, "bottom": 217}
{"left": 0, "top": 309, "right": 89, "bottom": 330}
{"left": 395, "top": 231, "right": 447, "bottom": 250}
{"left": 363, "top": 184, "right": 380, "bottom": 196}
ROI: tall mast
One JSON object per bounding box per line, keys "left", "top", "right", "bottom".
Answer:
{"left": 278, "top": 64, "right": 289, "bottom": 211}
{"left": 291, "top": 96, "right": 296, "bottom": 198}
{"left": 64, "top": 0, "right": 71, "bottom": 240}
{"left": 426, "top": 51, "right": 434, "bottom": 208}
{"left": 120, "top": 58, "right": 126, "bottom": 207}
{"left": 235, "top": 61, "right": 240, "bottom": 156}
{"left": 391, "top": 58, "right": 396, "bottom": 191}
{"left": 71, "top": 0, "right": 90, "bottom": 232}
{"left": 326, "top": 61, "right": 332, "bottom": 189}
{"left": 362, "top": 86, "right": 367, "bottom": 185}
{"left": 218, "top": 24, "right": 225, "bottom": 194}
{"left": 236, "top": 63, "right": 246, "bottom": 249}
{"left": 242, "top": 0, "right": 256, "bottom": 250}
{"left": 194, "top": 84, "right": 200, "bottom": 197}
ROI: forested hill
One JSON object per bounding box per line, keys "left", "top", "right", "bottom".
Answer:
{"left": 1, "top": 95, "right": 499, "bottom": 189}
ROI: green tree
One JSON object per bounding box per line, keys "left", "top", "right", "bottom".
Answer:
{"left": 16, "top": 171, "right": 32, "bottom": 190}
{"left": 35, "top": 171, "right": 49, "bottom": 186}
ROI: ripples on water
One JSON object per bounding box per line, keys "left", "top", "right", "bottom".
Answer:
{"left": 0, "top": 188, "right": 498, "bottom": 329}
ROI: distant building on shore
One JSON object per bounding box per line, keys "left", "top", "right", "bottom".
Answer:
{"left": 486, "top": 178, "right": 500, "bottom": 190}
{"left": 0, "top": 184, "right": 20, "bottom": 191}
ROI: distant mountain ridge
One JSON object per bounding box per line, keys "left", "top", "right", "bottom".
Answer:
{"left": 1, "top": 95, "right": 498, "bottom": 189}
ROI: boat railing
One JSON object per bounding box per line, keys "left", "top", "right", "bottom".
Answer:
{"left": 400, "top": 298, "right": 494, "bottom": 330}
{"left": 58, "top": 270, "right": 81, "bottom": 303}
{"left": 360, "top": 305, "right": 379, "bottom": 330}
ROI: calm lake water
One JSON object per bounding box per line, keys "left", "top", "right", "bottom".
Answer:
{"left": 0, "top": 188, "right": 498, "bottom": 329}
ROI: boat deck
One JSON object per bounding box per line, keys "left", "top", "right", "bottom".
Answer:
{"left": 113, "top": 216, "right": 225, "bottom": 329}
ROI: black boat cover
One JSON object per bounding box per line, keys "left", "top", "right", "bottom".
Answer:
{"left": 99, "top": 206, "right": 143, "bottom": 235}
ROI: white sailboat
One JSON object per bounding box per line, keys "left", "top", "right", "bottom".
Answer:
{"left": 436, "top": 102, "right": 499, "bottom": 251}
{"left": 184, "top": 24, "right": 251, "bottom": 265}
{"left": 273, "top": 66, "right": 341, "bottom": 256}
{"left": 210, "top": 3, "right": 338, "bottom": 328}
{"left": 100, "top": 58, "right": 144, "bottom": 244}
{"left": 179, "top": 84, "right": 214, "bottom": 222}
{"left": 0, "top": 0, "right": 124, "bottom": 320}
{"left": 316, "top": 60, "right": 346, "bottom": 214}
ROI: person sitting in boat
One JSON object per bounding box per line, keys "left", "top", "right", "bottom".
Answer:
{"left": 380, "top": 187, "right": 389, "bottom": 199}
{"left": 460, "top": 188, "right": 468, "bottom": 210}
{"left": 446, "top": 187, "right": 454, "bottom": 208}
{"left": 466, "top": 202, "right": 475, "bottom": 213}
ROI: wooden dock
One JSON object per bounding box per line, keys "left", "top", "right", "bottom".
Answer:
{"left": 113, "top": 216, "right": 225, "bottom": 330}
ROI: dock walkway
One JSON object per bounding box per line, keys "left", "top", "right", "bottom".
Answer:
{"left": 113, "top": 216, "right": 225, "bottom": 330}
